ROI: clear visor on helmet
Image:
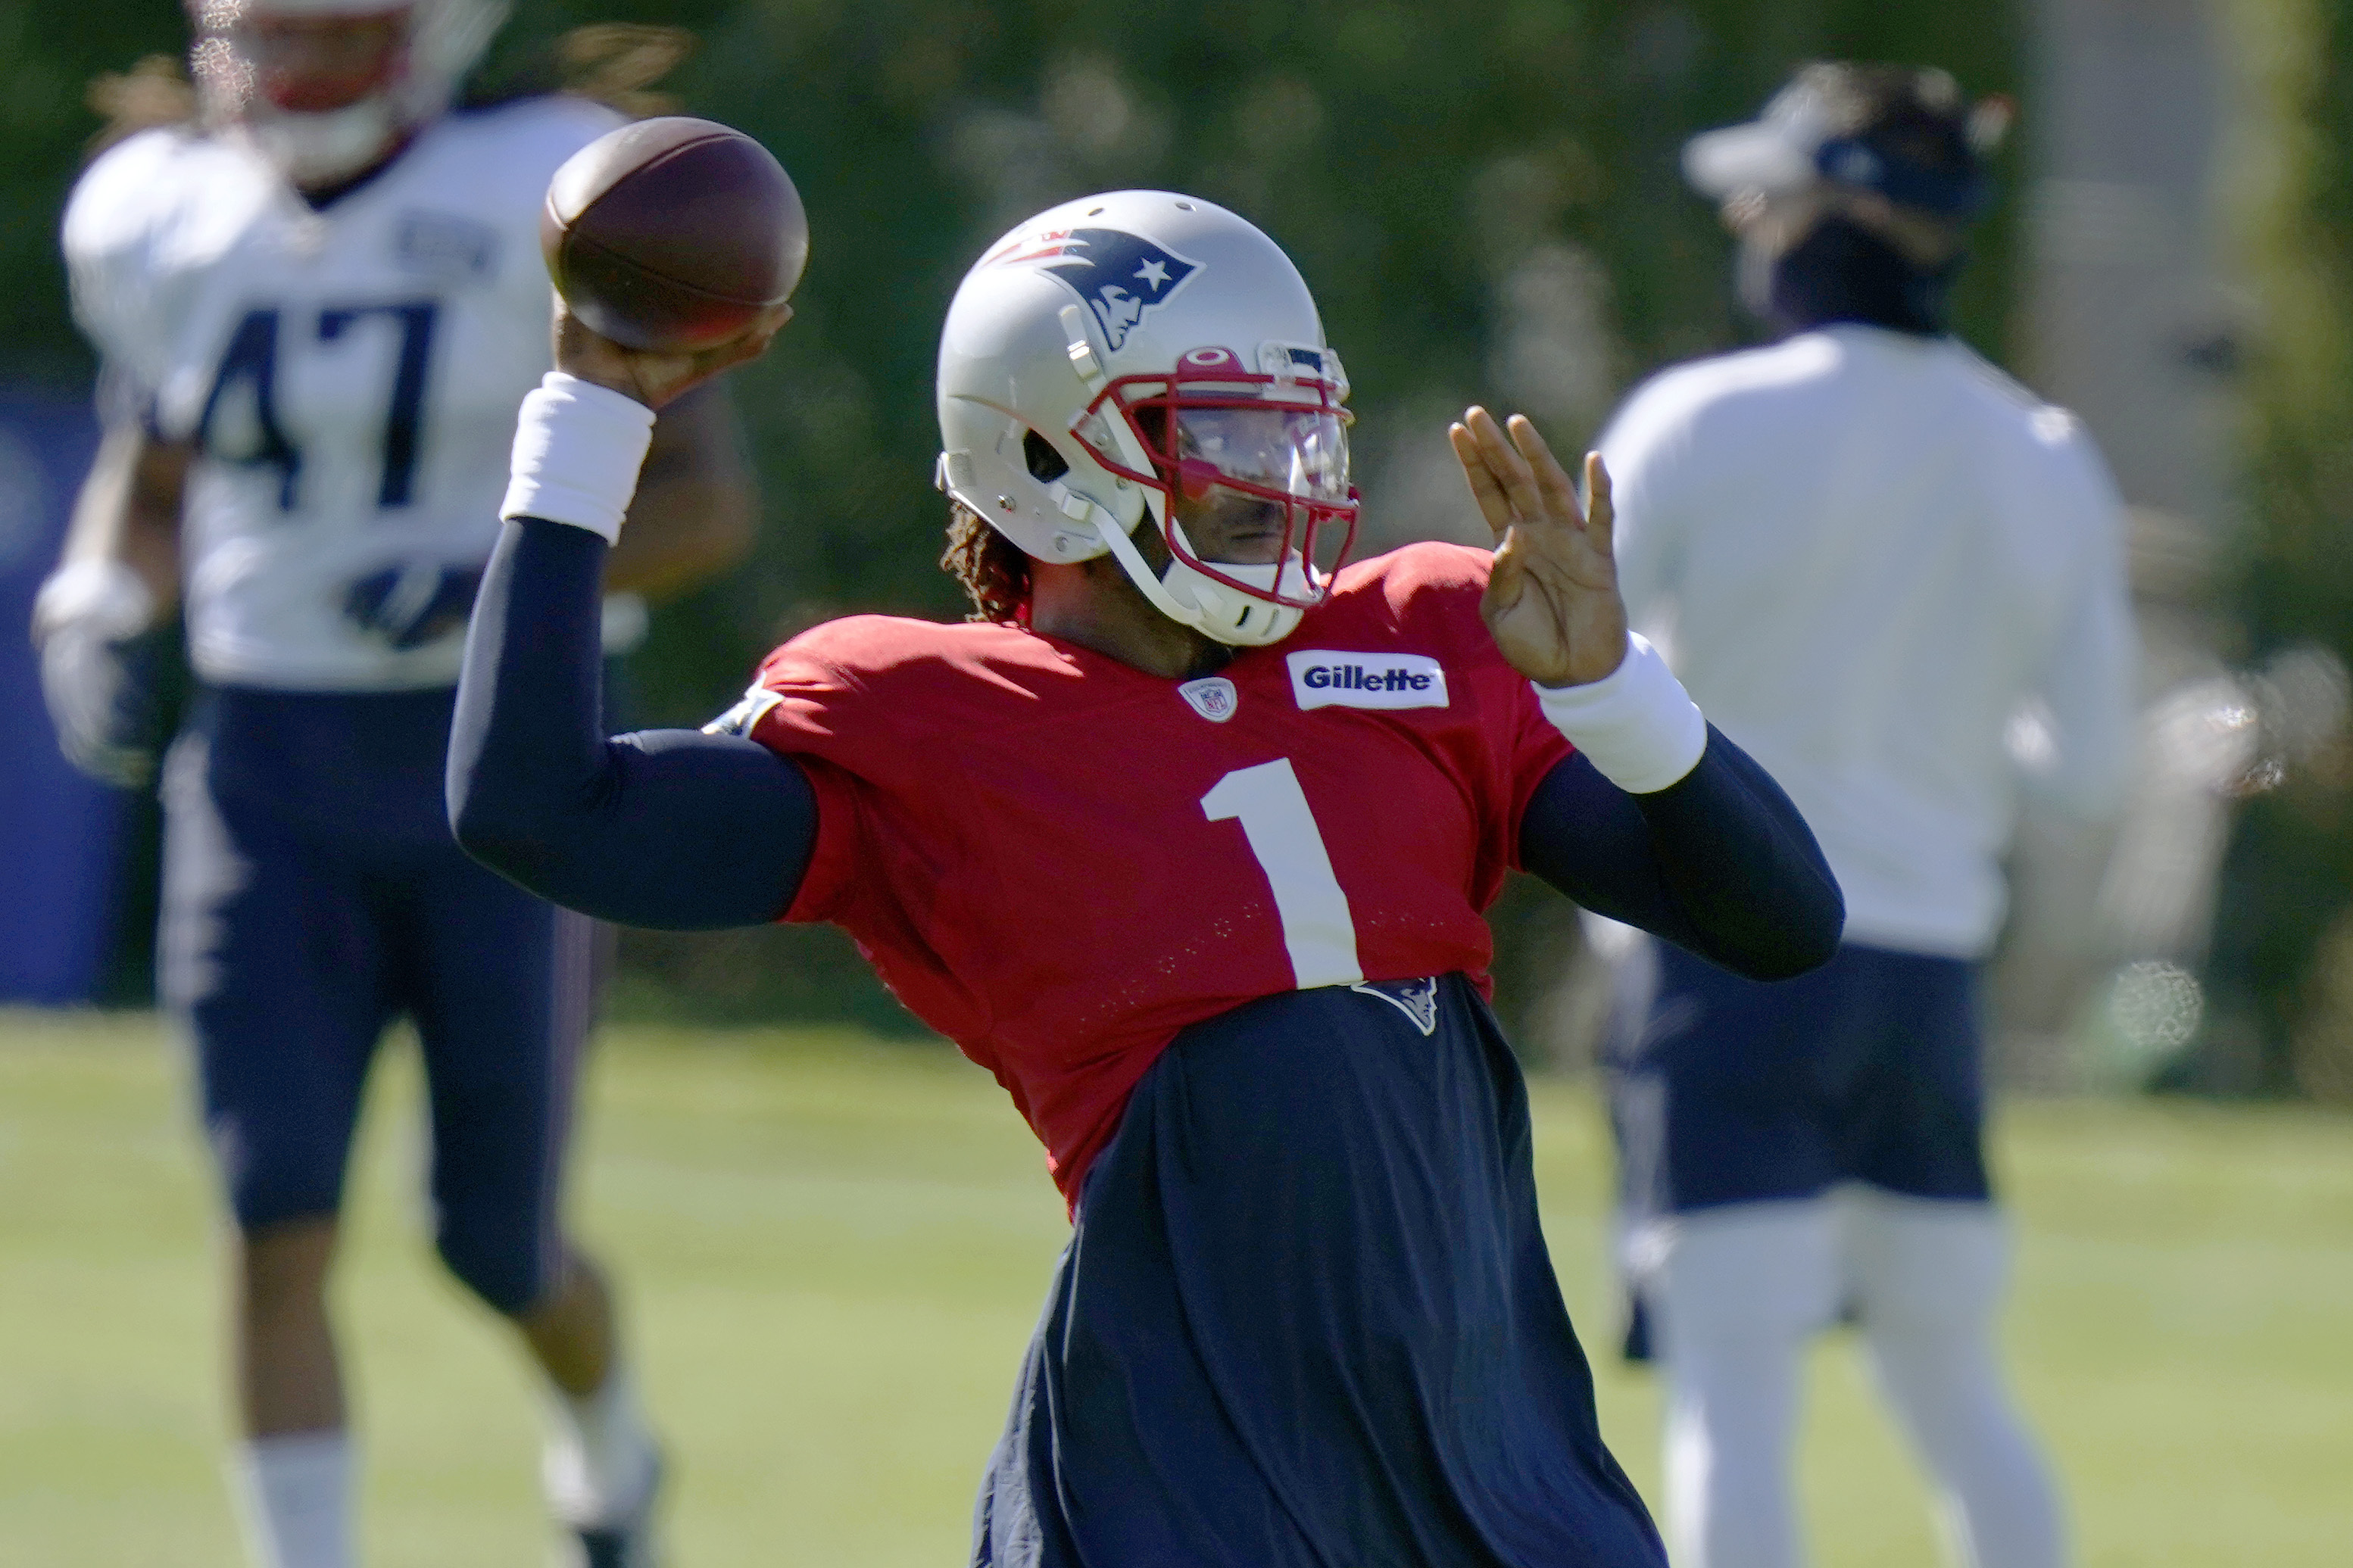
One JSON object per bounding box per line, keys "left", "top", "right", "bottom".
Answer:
{"left": 1172, "top": 405, "right": 1350, "bottom": 506}
{"left": 1072, "top": 357, "right": 1364, "bottom": 612}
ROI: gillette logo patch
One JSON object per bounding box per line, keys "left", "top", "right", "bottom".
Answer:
{"left": 1286, "top": 651, "right": 1450, "bottom": 711}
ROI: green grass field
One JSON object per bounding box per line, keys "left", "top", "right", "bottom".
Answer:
{"left": 1, "top": 1009, "right": 2346, "bottom": 1566}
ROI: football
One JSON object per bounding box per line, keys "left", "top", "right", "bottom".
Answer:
{"left": 540, "top": 117, "right": 809, "bottom": 354}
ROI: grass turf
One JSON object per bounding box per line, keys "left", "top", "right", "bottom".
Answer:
{"left": 0, "top": 1009, "right": 2345, "bottom": 1566}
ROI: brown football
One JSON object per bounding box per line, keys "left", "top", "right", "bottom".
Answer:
{"left": 541, "top": 117, "right": 809, "bottom": 354}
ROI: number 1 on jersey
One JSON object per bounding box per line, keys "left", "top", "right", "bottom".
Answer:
{"left": 1201, "top": 759, "right": 1364, "bottom": 990}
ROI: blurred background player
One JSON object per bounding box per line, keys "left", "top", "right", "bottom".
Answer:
{"left": 1593, "top": 62, "right": 2139, "bottom": 1568}
{"left": 27, "top": 3, "right": 751, "bottom": 1564}
{"left": 442, "top": 189, "right": 1846, "bottom": 1565}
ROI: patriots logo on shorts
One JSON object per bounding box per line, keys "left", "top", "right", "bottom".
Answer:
{"left": 1350, "top": 977, "right": 1442, "bottom": 1036}
{"left": 1005, "top": 229, "right": 1200, "bottom": 351}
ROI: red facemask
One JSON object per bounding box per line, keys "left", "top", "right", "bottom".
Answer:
{"left": 1072, "top": 346, "right": 1362, "bottom": 610}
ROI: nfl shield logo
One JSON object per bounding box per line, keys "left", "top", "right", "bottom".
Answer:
{"left": 1178, "top": 676, "right": 1239, "bottom": 722}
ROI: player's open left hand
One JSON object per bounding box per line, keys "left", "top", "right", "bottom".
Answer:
{"left": 551, "top": 295, "right": 792, "bottom": 412}
{"left": 1450, "top": 407, "right": 1627, "bottom": 688}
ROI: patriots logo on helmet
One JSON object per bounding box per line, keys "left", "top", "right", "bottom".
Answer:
{"left": 997, "top": 228, "right": 1200, "bottom": 351}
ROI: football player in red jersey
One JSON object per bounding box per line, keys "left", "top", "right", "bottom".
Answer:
{"left": 450, "top": 192, "right": 1844, "bottom": 1565}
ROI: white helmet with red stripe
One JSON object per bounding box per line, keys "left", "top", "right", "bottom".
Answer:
{"left": 188, "top": 0, "right": 508, "bottom": 189}
{"left": 937, "top": 190, "right": 1360, "bottom": 648}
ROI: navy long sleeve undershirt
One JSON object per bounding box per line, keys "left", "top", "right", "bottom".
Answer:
{"left": 448, "top": 518, "right": 816, "bottom": 928}
{"left": 450, "top": 519, "right": 1843, "bottom": 973}
{"left": 1516, "top": 734, "right": 1843, "bottom": 979}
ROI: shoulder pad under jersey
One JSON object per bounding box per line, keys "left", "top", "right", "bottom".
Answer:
{"left": 62, "top": 127, "right": 260, "bottom": 388}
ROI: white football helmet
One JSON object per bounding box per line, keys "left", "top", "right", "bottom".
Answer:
{"left": 936, "top": 191, "right": 1360, "bottom": 647}
{"left": 188, "top": 0, "right": 508, "bottom": 189}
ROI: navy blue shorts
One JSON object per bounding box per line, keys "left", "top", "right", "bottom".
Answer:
{"left": 158, "top": 685, "right": 597, "bottom": 1316}
{"left": 1603, "top": 938, "right": 1990, "bottom": 1220}
{"left": 973, "top": 975, "right": 1665, "bottom": 1568}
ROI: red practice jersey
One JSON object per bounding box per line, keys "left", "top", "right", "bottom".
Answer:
{"left": 746, "top": 542, "right": 1571, "bottom": 1202}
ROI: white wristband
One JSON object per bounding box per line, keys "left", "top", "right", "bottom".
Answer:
{"left": 1534, "top": 631, "right": 1709, "bottom": 793}
{"left": 500, "top": 372, "right": 657, "bottom": 544}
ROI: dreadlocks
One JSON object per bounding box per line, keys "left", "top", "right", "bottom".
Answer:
{"left": 941, "top": 503, "right": 1033, "bottom": 625}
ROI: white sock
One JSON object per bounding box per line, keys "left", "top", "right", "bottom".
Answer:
{"left": 232, "top": 1430, "right": 354, "bottom": 1568}
{"left": 543, "top": 1363, "right": 659, "bottom": 1527}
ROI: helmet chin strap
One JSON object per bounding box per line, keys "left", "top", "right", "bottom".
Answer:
{"left": 1085, "top": 501, "right": 1305, "bottom": 649}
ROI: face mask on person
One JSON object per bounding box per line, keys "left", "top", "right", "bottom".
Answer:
{"left": 1745, "top": 214, "right": 1965, "bottom": 338}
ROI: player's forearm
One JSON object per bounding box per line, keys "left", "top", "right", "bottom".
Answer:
{"left": 451, "top": 517, "right": 815, "bottom": 930}
{"left": 1628, "top": 728, "right": 1844, "bottom": 977}
{"left": 2033, "top": 600, "right": 2142, "bottom": 821}
{"left": 1518, "top": 630, "right": 1840, "bottom": 977}
{"left": 58, "top": 426, "right": 186, "bottom": 612}
{"left": 1520, "top": 730, "right": 1843, "bottom": 980}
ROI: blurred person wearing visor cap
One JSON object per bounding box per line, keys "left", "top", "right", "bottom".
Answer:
{"left": 33, "top": 5, "right": 754, "bottom": 1564}
{"left": 1590, "top": 61, "right": 2139, "bottom": 1568}
{"left": 1682, "top": 61, "right": 2005, "bottom": 337}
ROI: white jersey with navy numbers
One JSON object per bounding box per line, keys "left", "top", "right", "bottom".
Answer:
{"left": 63, "top": 96, "right": 623, "bottom": 691}
{"left": 1600, "top": 325, "right": 2139, "bottom": 958}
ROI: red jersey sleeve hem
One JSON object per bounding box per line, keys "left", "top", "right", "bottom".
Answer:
{"left": 1503, "top": 679, "right": 1575, "bottom": 873}
{"left": 765, "top": 747, "right": 866, "bottom": 924}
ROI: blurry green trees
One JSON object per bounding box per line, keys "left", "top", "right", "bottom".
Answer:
{"left": 2, "top": 0, "right": 2027, "bottom": 702}
{"left": 2213, "top": 0, "right": 2353, "bottom": 1098}
{"left": 0, "top": 2, "right": 186, "bottom": 382}
{"left": 508, "top": 0, "right": 2025, "bottom": 724}
{"left": 0, "top": 1, "right": 2024, "bottom": 1028}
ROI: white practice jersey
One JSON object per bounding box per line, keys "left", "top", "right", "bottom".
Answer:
{"left": 1600, "top": 325, "right": 2139, "bottom": 957}
{"left": 63, "top": 96, "right": 623, "bottom": 691}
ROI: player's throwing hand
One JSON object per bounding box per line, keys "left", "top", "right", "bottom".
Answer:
{"left": 553, "top": 295, "right": 791, "bottom": 411}
{"left": 1450, "top": 406, "right": 1627, "bottom": 688}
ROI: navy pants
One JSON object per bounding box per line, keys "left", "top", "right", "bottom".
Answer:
{"left": 160, "top": 685, "right": 596, "bottom": 1316}
{"left": 974, "top": 975, "right": 1665, "bottom": 1568}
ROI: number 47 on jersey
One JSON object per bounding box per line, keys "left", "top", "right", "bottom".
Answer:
{"left": 196, "top": 300, "right": 441, "bottom": 512}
